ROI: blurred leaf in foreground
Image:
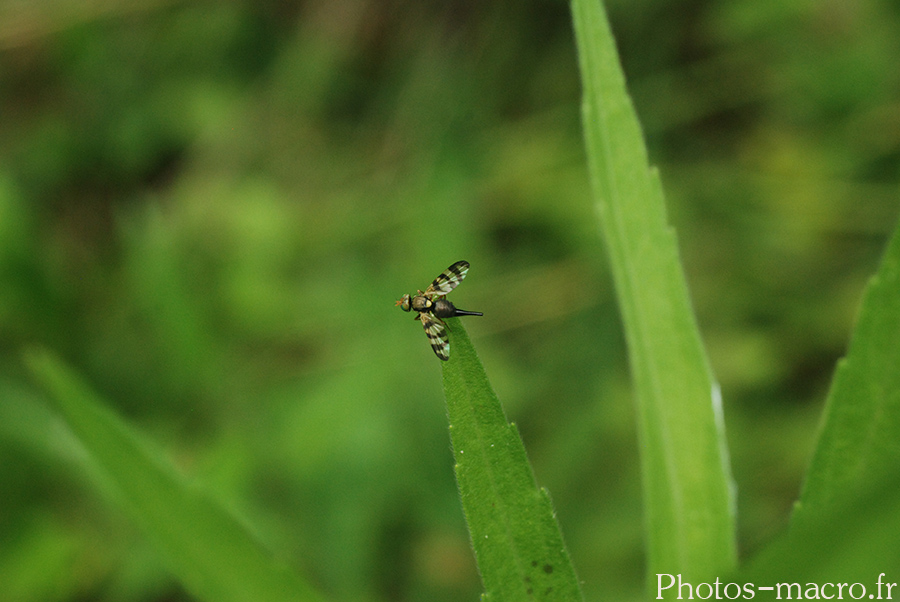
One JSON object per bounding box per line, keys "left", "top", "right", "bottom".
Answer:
{"left": 25, "top": 349, "right": 325, "bottom": 602}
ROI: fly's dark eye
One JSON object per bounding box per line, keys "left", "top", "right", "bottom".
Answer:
{"left": 396, "top": 295, "right": 412, "bottom": 311}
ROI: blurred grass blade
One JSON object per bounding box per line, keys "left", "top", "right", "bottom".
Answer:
{"left": 441, "top": 320, "right": 584, "bottom": 602}
{"left": 25, "top": 349, "right": 325, "bottom": 602}
{"left": 743, "top": 470, "right": 900, "bottom": 585}
{"left": 570, "top": 0, "right": 736, "bottom": 583}
{"left": 796, "top": 220, "right": 900, "bottom": 517}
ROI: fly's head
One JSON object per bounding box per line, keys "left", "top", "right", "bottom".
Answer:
{"left": 395, "top": 294, "right": 412, "bottom": 312}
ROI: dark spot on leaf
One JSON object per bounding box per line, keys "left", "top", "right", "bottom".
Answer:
{"left": 543, "top": 564, "right": 553, "bottom": 574}
{"left": 531, "top": 560, "right": 538, "bottom": 567}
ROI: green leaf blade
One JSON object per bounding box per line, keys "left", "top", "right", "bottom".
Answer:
{"left": 442, "top": 320, "right": 583, "bottom": 602}
{"left": 570, "top": 0, "right": 736, "bottom": 583}
{"left": 25, "top": 349, "right": 325, "bottom": 602}
{"left": 797, "top": 220, "right": 900, "bottom": 517}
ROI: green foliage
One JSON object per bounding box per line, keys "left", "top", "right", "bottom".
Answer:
{"left": 797, "top": 224, "right": 900, "bottom": 514}
{"left": 571, "top": 0, "right": 736, "bottom": 583}
{"left": 25, "top": 349, "right": 324, "bottom": 602}
{"left": 571, "top": 0, "right": 900, "bottom": 591}
{"left": 442, "top": 320, "right": 582, "bottom": 601}
{"left": 743, "top": 471, "right": 900, "bottom": 586}
{"left": 1, "top": 0, "right": 900, "bottom": 601}
{"left": 739, "top": 219, "right": 900, "bottom": 584}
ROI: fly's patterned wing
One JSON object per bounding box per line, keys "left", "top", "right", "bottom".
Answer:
{"left": 424, "top": 261, "right": 470, "bottom": 298}
{"left": 419, "top": 313, "right": 450, "bottom": 361}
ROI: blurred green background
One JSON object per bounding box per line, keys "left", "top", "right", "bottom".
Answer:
{"left": 1, "top": 0, "right": 898, "bottom": 600}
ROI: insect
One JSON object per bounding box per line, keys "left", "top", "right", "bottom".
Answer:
{"left": 396, "top": 260, "right": 483, "bottom": 361}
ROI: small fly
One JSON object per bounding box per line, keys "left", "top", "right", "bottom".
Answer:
{"left": 396, "top": 260, "right": 483, "bottom": 361}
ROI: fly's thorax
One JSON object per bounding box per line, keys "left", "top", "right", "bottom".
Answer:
{"left": 411, "top": 295, "right": 432, "bottom": 312}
